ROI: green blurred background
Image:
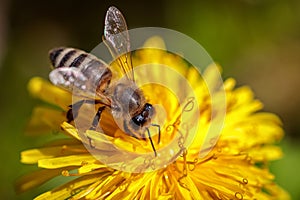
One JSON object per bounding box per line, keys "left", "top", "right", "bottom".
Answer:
{"left": 0, "top": 0, "right": 299, "bottom": 199}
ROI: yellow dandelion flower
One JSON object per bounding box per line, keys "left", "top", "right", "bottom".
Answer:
{"left": 16, "top": 37, "right": 289, "bottom": 199}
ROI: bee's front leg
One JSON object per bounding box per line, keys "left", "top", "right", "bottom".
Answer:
{"left": 151, "top": 123, "right": 161, "bottom": 144}
{"left": 146, "top": 128, "right": 157, "bottom": 157}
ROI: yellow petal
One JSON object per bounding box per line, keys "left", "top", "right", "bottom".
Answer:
{"left": 78, "top": 163, "right": 108, "bottom": 174}
{"left": 21, "top": 144, "right": 86, "bottom": 164}
{"left": 61, "top": 122, "right": 82, "bottom": 141}
{"left": 38, "top": 154, "right": 96, "bottom": 169}
{"left": 15, "top": 169, "right": 63, "bottom": 194}
{"left": 26, "top": 106, "right": 66, "bottom": 135}
{"left": 224, "top": 78, "right": 236, "bottom": 91}
{"left": 143, "top": 36, "right": 166, "bottom": 49}
{"left": 248, "top": 145, "right": 283, "bottom": 161}
{"left": 34, "top": 175, "right": 102, "bottom": 200}
{"left": 28, "top": 77, "right": 71, "bottom": 110}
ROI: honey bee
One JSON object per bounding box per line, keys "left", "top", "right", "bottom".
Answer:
{"left": 48, "top": 6, "right": 160, "bottom": 156}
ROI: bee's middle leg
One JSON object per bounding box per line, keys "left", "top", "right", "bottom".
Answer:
{"left": 85, "top": 106, "right": 106, "bottom": 149}
{"left": 89, "top": 106, "right": 106, "bottom": 130}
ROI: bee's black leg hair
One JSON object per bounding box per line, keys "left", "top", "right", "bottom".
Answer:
{"left": 66, "top": 99, "right": 101, "bottom": 123}
{"left": 151, "top": 124, "right": 161, "bottom": 144}
{"left": 89, "top": 106, "right": 106, "bottom": 131}
{"left": 146, "top": 128, "right": 157, "bottom": 157}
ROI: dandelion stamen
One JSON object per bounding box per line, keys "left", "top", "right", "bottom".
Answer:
{"left": 235, "top": 192, "right": 243, "bottom": 200}
{"left": 182, "top": 97, "right": 195, "bottom": 112}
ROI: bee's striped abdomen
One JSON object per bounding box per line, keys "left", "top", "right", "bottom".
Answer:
{"left": 57, "top": 49, "right": 77, "bottom": 68}
{"left": 49, "top": 47, "right": 112, "bottom": 95}
{"left": 49, "top": 47, "right": 95, "bottom": 69}
{"left": 70, "top": 53, "right": 88, "bottom": 68}
{"left": 49, "top": 47, "right": 64, "bottom": 67}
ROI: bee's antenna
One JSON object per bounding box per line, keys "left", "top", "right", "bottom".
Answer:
{"left": 146, "top": 128, "right": 157, "bottom": 157}
{"left": 151, "top": 123, "right": 161, "bottom": 144}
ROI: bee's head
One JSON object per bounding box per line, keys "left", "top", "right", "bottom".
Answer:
{"left": 131, "top": 103, "right": 154, "bottom": 127}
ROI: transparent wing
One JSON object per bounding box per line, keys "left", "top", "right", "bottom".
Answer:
{"left": 104, "top": 6, "right": 134, "bottom": 81}
{"left": 49, "top": 67, "right": 88, "bottom": 91}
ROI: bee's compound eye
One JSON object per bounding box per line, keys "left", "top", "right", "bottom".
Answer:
{"left": 131, "top": 114, "right": 145, "bottom": 129}
{"left": 144, "top": 103, "right": 154, "bottom": 117}
{"left": 134, "top": 114, "right": 144, "bottom": 124}
{"left": 144, "top": 103, "right": 152, "bottom": 111}
{"left": 131, "top": 103, "right": 154, "bottom": 127}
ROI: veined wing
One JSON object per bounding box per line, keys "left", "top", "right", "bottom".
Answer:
{"left": 104, "top": 6, "right": 134, "bottom": 81}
